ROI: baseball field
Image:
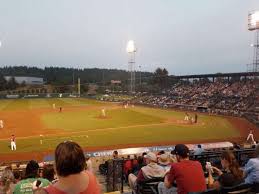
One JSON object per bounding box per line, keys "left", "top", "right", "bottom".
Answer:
{"left": 0, "top": 98, "right": 258, "bottom": 161}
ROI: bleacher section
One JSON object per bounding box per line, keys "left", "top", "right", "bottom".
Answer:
{"left": 1, "top": 143, "right": 258, "bottom": 193}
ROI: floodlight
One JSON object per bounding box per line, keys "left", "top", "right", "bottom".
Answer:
{"left": 248, "top": 11, "right": 259, "bottom": 31}
{"left": 126, "top": 40, "right": 136, "bottom": 53}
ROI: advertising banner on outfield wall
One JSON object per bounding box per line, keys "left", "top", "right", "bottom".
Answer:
{"left": 0, "top": 93, "right": 81, "bottom": 99}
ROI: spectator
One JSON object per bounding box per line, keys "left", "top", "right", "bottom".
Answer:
{"left": 128, "top": 152, "right": 165, "bottom": 192}
{"left": 13, "top": 171, "right": 21, "bottom": 183}
{"left": 158, "top": 144, "right": 206, "bottom": 194}
{"left": 14, "top": 160, "right": 50, "bottom": 194}
{"left": 232, "top": 142, "right": 241, "bottom": 150}
{"left": 132, "top": 155, "right": 138, "bottom": 167}
{"left": 193, "top": 144, "right": 204, "bottom": 156}
{"left": 85, "top": 155, "right": 93, "bottom": 173}
{"left": 38, "top": 141, "right": 100, "bottom": 194}
{"left": 0, "top": 167, "right": 16, "bottom": 194}
{"left": 158, "top": 150, "right": 166, "bottom": 155}
{"left": 42, "top": 164, "right": 55, "bottom": 183}
{"left": 158, "top": 154, "right": 171, "bottom": 172}
{"left": 142, "top": 152, "right": 147, "bottom": 164}
{"left": 113, "top": 150, "right": 119, "bottom": 159}
{"left": 132, "top": 156, "right": 146, "bottom": 175}
{"left": 124, "top": 155, "right": 133, "bottom": 179}
{"left": 208, "top": 150, "right": 244, "bottom": 189}
{"left": 244, "top": 144, "right": 259, "bottom": 184}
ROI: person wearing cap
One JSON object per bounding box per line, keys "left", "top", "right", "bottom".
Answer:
{"left": 158, "top": 154, "right": 171, "bottom": 172}
{"left": 14, "top": 160, "right": 50, "bottom": 194}
{"left": 158, "top": 144, "right": 206, "bottom": 194}
{"left": 128, "top": 152, "right": 166, "bottom": 192}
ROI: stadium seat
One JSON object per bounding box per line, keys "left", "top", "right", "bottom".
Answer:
{"left": 135, "top": 177, "right": 164, "bottom": 194}
{"left": 220, "top": 183, "right": 252, "bottom": 194}
{"left": 251, "top": 183, "right": 259, "bottom": 193}
{"left": 197, "top": 189, "right": 219, "bottom": 194}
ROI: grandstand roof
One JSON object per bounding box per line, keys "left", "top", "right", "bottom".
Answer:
{"left": 175, "top": 72, "right": 259, "bottom": 79}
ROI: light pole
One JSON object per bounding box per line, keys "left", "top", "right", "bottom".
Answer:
{"left": 126, "top": 40, "right": 137, "bottom": 94}
{"left": 248, "top": 11, "right": 259, "bottom": 72}
{"left": 139, "top": 65, "right": 142, "bottom": 89}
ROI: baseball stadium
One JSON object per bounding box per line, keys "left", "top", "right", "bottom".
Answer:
{"left": 0, "top": 1, "right": 259, "bottom": 194}
{"left": 0, "top": 82, "right": 258, "bottom": 159}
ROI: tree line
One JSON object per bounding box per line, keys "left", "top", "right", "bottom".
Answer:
{"left": 0, "top": 66, "right": 172, "bottom": 93}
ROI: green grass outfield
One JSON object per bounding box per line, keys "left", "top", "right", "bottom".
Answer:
{"left": 0, "top": 98, "right": 241, "bottom": 154}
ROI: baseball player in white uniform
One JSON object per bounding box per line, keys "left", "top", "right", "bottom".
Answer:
{"left": 0, "top": 120, "right": 3, "bottom": 128}
{"left": 101, "top": 108, "right": 106, "bottom": 117}
{"left": 184, "top": 113, "right": 189, "bottom": 121}
{"left": 247, "top": 130, "right": 256, "bottom": 145}
{"left": 11, "top": 135, "right": 16, "bottom": 150}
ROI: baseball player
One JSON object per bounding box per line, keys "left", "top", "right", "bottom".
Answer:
{"left": 247, "top": 130, "right": 256, "bottom": 145}
{"left": 184, "top": 113, "right": 189, "bottom": 121}
{"left": 0, "top": 120, "right": 3, "bottom": 128}
{"left": 101, "top": 108, "right": 106, "bottom": 117}
{"left": 11, "top": 134, "right": 16, "bottom": 151}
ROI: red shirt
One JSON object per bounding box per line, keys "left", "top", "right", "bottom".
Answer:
{"left": 167, "top": 160, "right": 206, "bottom": 194}
{"left": 45, "top": 171, "right": 100, "bottom": 194}
{"left": 124, "top": 160, "right": 133, "bottom": 174}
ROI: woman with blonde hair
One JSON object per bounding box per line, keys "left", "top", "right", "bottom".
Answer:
{"left": 0, "top": 167, "right": 16, "bottom": 194}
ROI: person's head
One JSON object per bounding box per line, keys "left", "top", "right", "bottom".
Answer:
{"left": 197, "top": 144, "right": 202, "bottom": 148}
{"left": 144, "top": 152, "right": 157, "bottom": 164}
{"left": 25, "top": 160, "right": 39, "bottom": 178}
{"left": 158, "top": 154, "right": 170, "bottom": 166}
{"left": 55, "top": 141, "right": 86, "bottom": 177}
{"left": 16, "top": 163, "right": 20, "bottom": 169}
{"left": 13, "top": 171, "right": 21, "bottom": 182}
{"left": 256, "top": 144, "right": 259, "bottom": 157}
{"left": 0, "top": 168, "right": 15, "bottom": 193}
{"left": 113, "top": 150, "right": 118, "bottom": 159}
{"left": 137, "top": 156, "right": 144, "bottom": 164}
{"left": 173, "top": 144, "right": 189, "bottom": 162}
{"left": 220, "top": 151, "right": 243, "bottom": 180}
{"left": 42, "top": 164, "right": 55, "bottom": 182}
{"left": 158, "top": 150, "right": 165, "bottom": 155}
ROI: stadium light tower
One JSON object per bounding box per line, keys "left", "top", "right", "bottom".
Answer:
{"left": 126, "top": 40, "right": 136, "bottom": 94}
{"left": 248, "top": 11, "right": 259, "bottom": 72}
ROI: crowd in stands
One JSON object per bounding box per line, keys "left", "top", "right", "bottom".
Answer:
{"left": 121, "top": 144, "right": 259, "bottom": 194}
{"left": 132, "top": 79, "right": 258, "bottom": 119}
{"left": 1, "top": 141, "right": 259, "bottom": 194}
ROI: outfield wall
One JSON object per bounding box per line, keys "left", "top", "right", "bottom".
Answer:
{"left": 0, "top": 93, "right": 81, "bottom": 99}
